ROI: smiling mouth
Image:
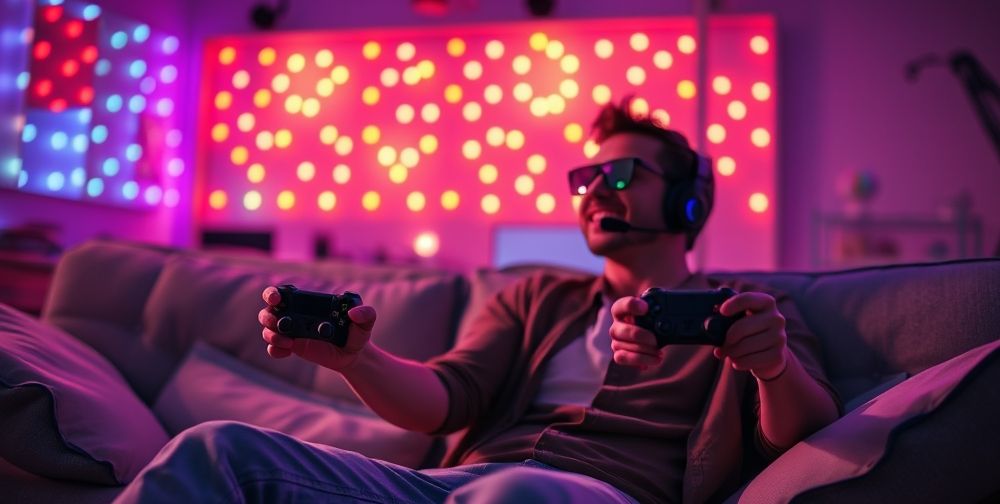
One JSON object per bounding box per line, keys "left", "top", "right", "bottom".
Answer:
{"left": 588, "top": 211, "right": 624, "bottom": 225}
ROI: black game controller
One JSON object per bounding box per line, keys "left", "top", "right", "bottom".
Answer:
{"left": 271, "top": 285, "right": 363, "bottom": 347}
{"left": 635, "top": 287, "right": 742, "bottom": 347}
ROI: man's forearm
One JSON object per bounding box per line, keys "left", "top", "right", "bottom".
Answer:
{"left": 339, "top": 343, "right": 449, "bottom": 434}
{"left": 757, "top": 349, "right": 840, "bottom": 451}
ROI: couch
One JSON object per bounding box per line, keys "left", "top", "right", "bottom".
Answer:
{"left": 1, "top": 238, "right": 998, "bottom": 503}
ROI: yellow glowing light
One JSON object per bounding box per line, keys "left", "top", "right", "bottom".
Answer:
{"left": 678, "top": 35, "right": 697, "bottom": 54}
{"left": 559, "top": 55, "right": 580, "bottom": 75}
{"left": 284, "top": 94, "right": 303, "bottom": 114}
{"left": 446, "top": 37, "right": 466, "bottom": 57}
{"left": 530, "top": 97, "right": 549, "bottom": 117}
{"left": 529, "top": 32, "right": 548, "bottom": 51}
{"left": 595, "top": 39, "right": 614, "bottom": 59}
{"left": 506, "top": 129, "right": 525, "bottom": 150}
{"left": 400, "top": 147, "right": 420, "bottom": 168}
{"left": 653, "top": 50, "right": 673, "bottom": 70}
{"left": 377, "top": 146, "right": 397, "bottom": 167}
{"left": 419, "top": 134, "right": 438, "bottom": 154}
{"left": 274, "top": 129, "right": 292, "bottom": 149}
{"left": 751, "top": 128, "right": 771, "bottom": 147}
{"left": 752, "top": 82, "right": 772, "bottom": 101}
{"left": 256, "top": 131, "right": 274, "bottom": 150}
{"left": 362, "top": 41, "right": 381, "bottom": 60}
{"left": 211, "top": 123, "right": 229, "bottom": 142}
{"left": 396, "top": 104, "right": 415, "bottom": 124}
{"left": 208, "top": 189, "right": 227, "bottom": 209}
{"left": 316, "top": 78, "right": 334, "bottom": 97}
{"left": 388, "top": 163, "right": 408, "bottom": 183}
{"left": 717, "top": 156, "right": 736, "bottom": 176}
{"left": 215, "top": 91, "right": 232, "bottom": 110}
{"left": 536, "top": 193, "right": 556, "bottom": 214}
{"left": 545, "top": 40, "right": 565, "bottom": 59}
{"left": 271, "top": 74, "right": 290, "bottom": 93}
{"left": 707, "top": 124, "right": 726, "bottom": 144}
{"left": 237, "top": 113, "right": 255, "bottom": 132}
{"left": 413, "top": 232, "right": 439, "bottom": 257}
{"left": 247, "top": 163, "right": 265, "bottom": 183}
{"left": 380, "top": 68, "right": 400, "bottom": 88}
{"left": 441, "top": 190, "right": 460, "bottom": 210}
{"left": 276, "top": 190, "right": 295, "bottom": 210}
{"left": 485, "top": 40, "right": 504, "bottom": 59}
{"left": 547, "top": 94, "right": 566, "bottom": 115}
{"left": 297, "top": 161, "right": 316, "bottom": 182}
{"left": 444, "top": 84, "right": 463, "bottom": 103}
{"left": 750, "top": 35, "right": 770, "bottom": 55}
{"left": 402, "top": 66, "right": 421, "bottom": 85}
{"left": 481, "top": 194, "right": 500, "bottom": 215}
{"left": 479, "top": 164, "right": 498, "bottom": 184}
{"left": 749, "top": 192, "right": 769, "bottom": 213}
{"left": 630, "top": 97, "right": 649, "bottom": 118}
{"left": 244, "top": 190, "right": 262, "bottom": 211}
{"left": 396, "top": 42, "right": 416, "bottom": 61}
{"left": 572, "top": 194, "right": 583, "bottom": 212}
{"left": 514, "top": 174, "right": 535, "bottom": 195}
{"left": 630, "top": 33, "right": 650, "bottom": 52}
{"left": 728, "top": 100, "right": 748, "bottom": 120}
{"left": 218, "top": 46, "right": 236, "bottom": 65}
{"left": 462, "top": 139, "right": 482, "bottom": 160}
{"left": 678, "top": 80, "right": 697, "bottom": 99}
{"left": 652, "top": 108, "right": 671, "bottom": 126}
{"left": 232, "top": 70, "right": 250, "bottom": 89}
{"left": 318, "top": 191, "right": 337, "bottom": 211}
{"left": 592, "top": 84, "right": 611, "bottom": 105}
{"left": 334, "top": 136, "right": 353, "bottom": 155}
{"left": 513, "top": 82, "right": 533, "bottom": 102}
{"left": 230, "top": 146, "right": 248, "bottom": 165}
{"left": 421, "top": 103, "right": 441, "bottom": 123}
{"left": 315, "top": 49, "right": 334, "bottom": 68}
{"left": 484, "top": 84, "right": 503, "bottom": 104}
{"left": 486, "top": 127, "right": 506, "bottom": 147}
{"left": 332, "top": 164, "right": 351, "bottom": 184}
{"left": 320, "top": 125, "right": 339, "bottom": 145}
{"left": 564, "top": 123, "right": 583, "bottom": 143}
{"left": 584, "top": 139, "right": 600, "bottom": 158}
{"left": 713, "top": 75, "right": 732, "bottom": 95}
{"left": 302, "top": 98, "right": 320, "bottom": 118}
{"left": 512, "top": 55, "right": 532, "bottom": 75}
{"left": 257, "top": 47, "right": 276, "bottom": 66}
{"left": 417, "top": 59, "right": 435, "bottom": 79}
{"left": 626, "top": 66, "right": 647, "bottom": 86}
{"left": 362, "top": 86, "right": 380, "bottom": 105}
{"left": 406, "top": 191, "right": 426, "bottom": 212}
{"left": 463, "top": 60, "right": 483, "bottom": 80}
{"left": 362, "top": 191, "right": 381, "bottom": 211}
{"left": 286, "top": 53, "right": 306, "bottom": 73}
{"left": 559, "top": 79, "right": 579, "bottom": 99}
{"left": 253, "top": 89, "right": 272, "bottom": 108}
{"left": 361, "top": 125, "right": 381, "bottom": 144}
{"left": 462, "top": 102, "right": 482, "bottom": 122}
{"left": 331, "top": 66, "right": 349, "bottom": 85}
{"left": 527, "top": 154, "right": 546, "bottom": 174}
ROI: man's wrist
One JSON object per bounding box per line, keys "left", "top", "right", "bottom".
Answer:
{"left": 752, "top": 348, "right": 790, "bottom": 382}
{"left": 338, "top": 343, "right": 379, "bottom": 379}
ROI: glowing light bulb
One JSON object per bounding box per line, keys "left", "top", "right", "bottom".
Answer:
{"left": 218, "top": 46, "right": 236, "bottom": 65}
{"left": 396, "top": 104, "right": 415, "bottom": 124}
{"left": 388, "top": 164, "right": 408, "bottom": 183}
{"left": 396, "top": 42, "right": 416, "bottom": 61}
{"left": 237, "top": 113, "right": 255, "bottom": 132}
{"left": 362, "top": 86, "right": 380, "bottom": 105}
{"left": 630, "top": 33, "right": 649, "bottom": 52}
{"left": 413, "top": 232, "right": 439, "bottom": 258}
{"left": 728, "top": 100, "right": 748, "bottom": 120}
{"left": 330, "top": 66, "right": 349, "bottom": 84}
{"left": 271, "top": 74, "right": 290, "bottom": 93}
{"left": 506, "top": 130, "right": 525, "bottom": 150}
{"left": 527, "top": 154, "right": 546, "bottom": 174}
{"left": 626, "top": 66, "right": 647, "bottom": 86}
{"left": 441, "top": 190, "right": 460, "bottom": 210}
{"left": 419, "top": 134, "right": 438, "bottom": 154}
{"left": 514, "top": 175, "right": 535, "bottom": 195}
{"left": 400, "top": 147, "right": 420, "bottom": 168}
{"left": 652, "top": 108, "right": 671, "bottom": 126}
{"left": 334, "top": 136, "right": 353, "bottom": 155}
{"left": 484, "top": 84, "right": 503, "bottom": 104}
{"left": 559, "top": 79, "right": 579, "bottom": 98}
{"left": 595, "top": 39, "right": 614, "bottom": 59}
{"left": 752, "top": 82, "right": 772, "bottom": 101}
{"left": 463, "top": 102, "right": 482, "bottom": 122}
{"left": 233, "top": 70, "right": 250, "bottom": 89}
{"left": 258, "top": 47, "right": 276, "bottom": 66}
{"left": 512, "top": 55, "right": 531, "bottom": 75}
{"left": 377, "top": 146, "right": 397, "bottom": 167}
{"left": 713, "top": 76, "right": 732, "bottom": 95}
{"left": 564, "top": 123, "right": 583, "bottom": 143}
{"left": 479, "top": 164, "right": 498, "bottom": 184}
{"left": 677, "top": 80, "right": 697, "bottom": 99}
{"left": 247, "top": 163, "right": 265, "bottom": 183}
{"left": 707, "top": 124, "right": 726, "bottom": 144}
{"left": 406, "top": 191, "right": 426, "bottom": 212}
{"left": 592, "top": 84, "right": 611, "bottom": 105}
{"left": 545, "top": 40, "right": 565, "bottom": 59}
{"left": 361, "top": 125, "right": 380, "bottom": 144}
{"left": 315, "top": 49, "right": 334, "bottom": 68}
{"left": 751, "top": 128, "right": 771, "bottom": 147}
{"left": 444, "top": 84, "right": 463, "bottom": 103}
{"left": 678, "top": 35, "right": 697, "bottom": 54}
{"left": 529, "top": 32, "right": 548, "bottom": 51}
{"left": 421, "top": 103, "right": 441, "bottom": 123}
{"left": 297, "top": 161, "right": 316, "bottom": 181}
{"left": 211, "top": 123, "right": 229, "bottom": 142}
{"left": 536, "top": 193, "right": 556, "bottom": 214}
{"left": 462, "top": 139, "right": 482, "bottom": 160}
{"left": 332, "top": 164, "right": 351, "bottom": 184}
{"left": 244, "top": 190, "right": 262, "bottom": 211}
{"left": 717, "top": 156, "right": 735, "bottom": 176}
{"left": 230, "top": 146, "right": 248, "bottom": 165}
{"left": 209, "top": 190, "right": 227, "bottom": 209}
{"left": 513, "top": 82, "right": 533, "bottom": 102}
{"left": 749, "top": 193, "right": 769, "bottom": 213}
{"left": 253, "top": 89, "right": 272, "bottom": 108}
{"left": 318, "top": 191, "right": 337, "bottom": 211}
{"left": 362, "top": 41, "right": 381, "bottom": 60}
{"left": 486, "top": 127, "right": 506, "bottom": 147}
{"left": 750, "top": 35, "right": 770, "bottom": 55}
{"left": 481, "top": 194, "right": 500, "bottom": 215}
{"left": 286, "top": 53, "right": 306, "bottom": 73}
{"left": 446, "top": 37, "right": 466, "bottom": 57}
{"left": 485, "top": 40, "right": 504, "bottom": 59}
{"left": 277, "top": 190, "right": 295, "bottom": 210}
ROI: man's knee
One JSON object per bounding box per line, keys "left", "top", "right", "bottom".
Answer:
{"left": 168, "top": 420, "right": 266, "bottom": 461}
{"left": 448, "top": 467, "right": 573, "bottom": 504}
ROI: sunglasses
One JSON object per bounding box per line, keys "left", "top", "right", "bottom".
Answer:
{"left": 567, "top": 157, "right": 661, "bottom": 195}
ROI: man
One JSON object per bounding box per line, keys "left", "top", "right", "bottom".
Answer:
{"left": 115, "top": 98, "right": 840, "bottom": 503}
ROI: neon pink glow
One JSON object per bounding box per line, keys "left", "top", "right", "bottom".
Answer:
{"left": 199, "top": 17, "right": 775, "bottom": 269}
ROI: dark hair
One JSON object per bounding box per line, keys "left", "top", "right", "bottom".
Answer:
{"left": 589, "top": 96, "right": 712, "bottom": 250}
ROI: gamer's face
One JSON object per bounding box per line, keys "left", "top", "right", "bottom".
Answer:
{"left": 576, "top": 133, "right": 670, "bottom": 257}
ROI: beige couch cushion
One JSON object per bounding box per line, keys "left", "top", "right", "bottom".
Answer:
{"left": 141, "top": 254, "right": 464, "bottom": 405}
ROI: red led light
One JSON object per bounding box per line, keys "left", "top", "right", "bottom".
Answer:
{"left": 79, "top": 86, "right": 95, "bottom": 104}
{"left": 35, "top": 79, "right": 53, "bottom": 97}
{"left": 65, "top": 20, "right": 84, "bottom": 38}
{"left": 42, "top": 6, "right": 62, "bottom": 23}
{"left": 81, "top": 45, "right": 98, "bottom": 63}
{"left": 61, "top": 60, "right": 79, "bottom": 77}
{"left": 33, "top": 41, "right": 52, "bottom": 60}
{"left": 49, "top": 99, "right": 68, "bottom": 112}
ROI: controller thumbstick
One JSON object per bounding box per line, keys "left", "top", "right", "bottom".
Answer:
{"left": 276, "top": 316, "right": 294, "bottom": 334}
{"left": 704, "top": 316, "right": 728, "bottom": 342}
{"left": 317, "top": 321, "right": 333, "bottom": 339}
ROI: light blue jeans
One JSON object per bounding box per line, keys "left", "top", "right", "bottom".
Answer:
{"left": 114, "top": 421, "right": 640, "bottom": 504}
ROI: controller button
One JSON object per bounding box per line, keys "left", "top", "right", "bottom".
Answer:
{"left": 317, "top": 322, "right": 333, "bottom": 338}
{"left": 276, "top": 316, "right": 293, "bottom": 334}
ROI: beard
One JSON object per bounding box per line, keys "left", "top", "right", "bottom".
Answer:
{"left": 582, "top": 221, "right": 662, "bottom": 258}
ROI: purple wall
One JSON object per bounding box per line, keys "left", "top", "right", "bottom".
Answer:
{"left": 3, "top": 0, "right": 998, "bottom": 268}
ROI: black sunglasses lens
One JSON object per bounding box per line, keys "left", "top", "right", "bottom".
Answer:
{"left": 568, "top": 165, "right": 599, "bottom": 195}
{"left": 567, "top": 158, "right": 636, "bottom": 195}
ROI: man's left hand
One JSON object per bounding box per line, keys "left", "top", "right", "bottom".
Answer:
{"left": 716, "top": 292, "right": 789, "bottom": 381}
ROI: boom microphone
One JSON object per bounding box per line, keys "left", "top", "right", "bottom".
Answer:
{"left": 599, "top": 216, "right": 670, "bottom": 234}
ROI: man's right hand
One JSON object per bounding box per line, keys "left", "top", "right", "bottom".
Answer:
{"left": 258, "top": 286, "right": 376, "bottom": 372}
